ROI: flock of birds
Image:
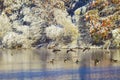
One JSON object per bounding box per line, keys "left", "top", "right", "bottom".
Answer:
{"left": 48, "top": 47, "right": 90, "bottom": 64}
{"left": 52, "top": 47, "right": 90, "bottom": 53}
{"left": 48, "top": 46, "right": 119, "bottom": 66}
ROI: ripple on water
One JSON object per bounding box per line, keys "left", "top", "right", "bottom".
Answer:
{"left": 0, "top": 49, "right": 119, "bottom": 80}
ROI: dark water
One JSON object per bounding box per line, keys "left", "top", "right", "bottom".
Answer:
{"left": 0, "top": 48, "right": 120, "bottom": 80}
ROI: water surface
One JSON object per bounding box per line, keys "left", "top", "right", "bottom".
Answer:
{"left": 0, "top": 48, "right": 120, "bottom": 80}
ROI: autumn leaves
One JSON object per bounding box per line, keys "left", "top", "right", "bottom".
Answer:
{"left": 83, "top": 0, "right": 120, "bottom": 44}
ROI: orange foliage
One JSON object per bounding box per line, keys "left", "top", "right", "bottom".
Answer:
{"left": 86, "top": 0, "right": 119, "bottom": 42}
{"left": 90, "top": 27, "right": 96, "bottom": 34}
{"left": 101, "top": 19, "right": 112, "bottom": 27}
{"left": 103, "top": 1, "right": 109, "bottom": 6}
{"left": 101, "top": 27, "right": 109, "bottom": 38}
{"left": 85, "top": 15, "right": 89, "bottom": 21}
{"left": 111, "top": 0, "right": 120, "bottom": 4}
{"left": 90, "top": 0, "right": 110, "bottom": 7}
{"left": 91, "top": 0, "right": 101, "bottom": 7}
{"left": 88, "top": 18, "right": 112, "bottom": 40}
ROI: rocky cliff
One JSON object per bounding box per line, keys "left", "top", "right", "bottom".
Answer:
{"left": 0, "top": 0, "right": 119, "bottom": 49}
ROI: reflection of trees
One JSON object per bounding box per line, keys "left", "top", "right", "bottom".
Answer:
{"left": 113, "top": 50, "right": 120, "bottom": 61}
{"left": 79, "top": 50, "right": 92, "bottom": 80}
{"left": 110, "top": 50, "right": 120, "bottom": 66}
{"left": 0, "top": 49, "right": 119, "bottom": 79}
{"left": 78, "top": 49, "right": 120, "bottom": 80}
{"left": 0, "top": 49, "right": 49, "bottom": 71}
{"left": 91, "top": 50, "right": 104, "bottom": 66}
{"left": 91, "top": 49, "right": 113, "bottom": 67}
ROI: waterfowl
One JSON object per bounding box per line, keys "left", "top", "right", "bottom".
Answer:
{"left": 94, "top": 59, "right": 100, "bottom": 66}
{"left": 110, "top": 59, "right": 118, "bottom": 63}
{"left": 52, "top": 49, "right": 61, "bottom": 53}
{"left": 64, "top": 59, "right": 67, "bottom": 63}
{"left": 66, "top": 48, "right": 76, "bottom": 53}
{"left": 75, "top": 59, "right": 79, "bottom": 64}
{"left": 64, "top": 57, "right": 70, "bottom": 63}
{"left": 49, "top": 59, "right": 55, "bottom": 64}
{"left": 82, "top": 47, "right": 90, "bottom": 52}
{"left": 11, "top": 53, "right": 13, "bottom": 56}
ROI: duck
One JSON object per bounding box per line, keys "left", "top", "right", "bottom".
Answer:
{"left": 82, "top": 47, "right": 90, "bottom": 52}
{"left": 66, "top": 48, "right": 76, "bottom": 53}
{"left": 75, "top": 59, "right": 79, "bottom": 64}
{"left": 52, "top": 49, "right": 61, "bottom": 53}
{"left": 11, "top": 53, "right": 13, "bottom": 56}
{"left": 110, "top": 59, "right": 118, "bottom": 63}
{"left": 49, "top": 59, "right": 55, "bottom": 64}
{"left": 94, "top": 59, "right": 100, "bottom": 66}
{"left": 64, "top": 59, "right": 67, "bottom": 63}
{"left": 64, "top": 57, "right": 70, "bottom": 63}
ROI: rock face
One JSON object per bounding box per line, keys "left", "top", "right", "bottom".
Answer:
{"left": 0, "top": 0, "right": 46, "bottom": 48}
{"left": 76, "top": 0, "right": 120, "bottom": 48}
{"left": 77, "top": 15, "right": 93, "bottom": 47}
{"left": 0, "top": 0, "right": 119, "bottom": 49}
{"left": 112, "top": 28, "right": 120, "bottom": 48}
{"left": 0, "top": 0, "right": 80, "bottom": 49}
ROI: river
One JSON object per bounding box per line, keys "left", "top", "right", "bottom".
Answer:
{"left": 0, "top": 48, "right": 120, "bottom": 80}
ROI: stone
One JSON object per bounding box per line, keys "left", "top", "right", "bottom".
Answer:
{"left": 112, "top": 28, "right": 120, "bottom": 48}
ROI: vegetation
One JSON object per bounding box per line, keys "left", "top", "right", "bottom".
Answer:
{"left": 83, "top": 0, "right": 120, "bottom": 46}
{"left": 0, "top": 0, "right": 119, "bottom": 49}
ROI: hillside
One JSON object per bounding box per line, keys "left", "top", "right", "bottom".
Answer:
{"left": 0, "top": 0, "right": 119, "bottom": 49}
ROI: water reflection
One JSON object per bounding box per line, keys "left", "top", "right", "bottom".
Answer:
{"left": 78, "top": 49, "right": 120, "bottom": 80}
{"left": 0, "top": 49, "right": 119, "bottom": 80}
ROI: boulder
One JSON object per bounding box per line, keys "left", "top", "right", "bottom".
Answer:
{"left": 112, "top": 28, "right": 120, "bottom": 48}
